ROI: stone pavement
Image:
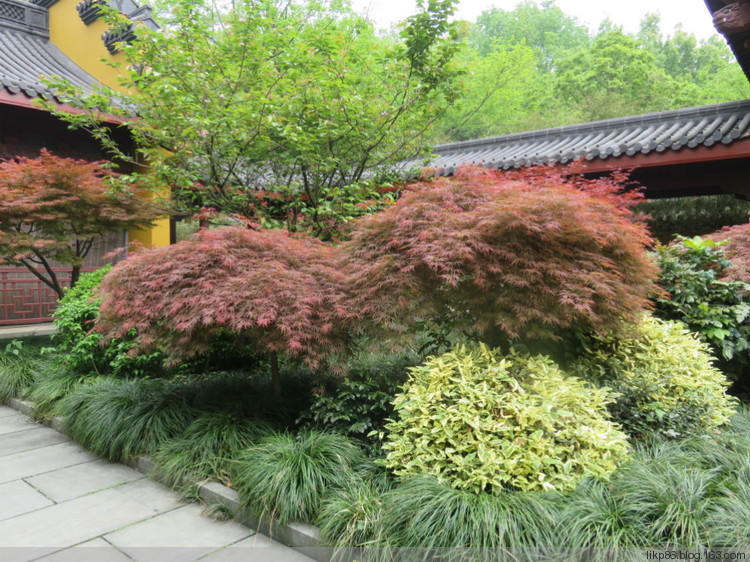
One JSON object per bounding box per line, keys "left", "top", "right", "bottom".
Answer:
{"left": 0, "top": 405, "right": 314, "bottom": 562}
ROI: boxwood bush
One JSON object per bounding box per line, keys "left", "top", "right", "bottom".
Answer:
{"left": 570, "top": 315, "right": 738, "bottom": 439}
{"left": 379, "top": 344, "right": 631, "bottom": 494}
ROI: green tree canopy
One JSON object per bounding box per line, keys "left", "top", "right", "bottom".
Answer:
{"left": 470, "top": 0, "right": 590, "bottom": 71}
{"left": 554, "top": 30, "right": 697, "bottom": 121}
{"left": 432, "top": 3, "right": 750, "bottom": 143}
{"left": 51, "top": 0, "right": 463, "bottom": 239}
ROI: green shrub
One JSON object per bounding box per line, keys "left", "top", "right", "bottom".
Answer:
{"left": 375, "top": 475, "right": 561, "bottom": 550}
{"left": 152, "top": 412, "right": 273, "bottom": 487}
{"left": 571, "top": 315, "right": 739, "bottom": 439}
{"left": 57, "top": 377, "right": 198, "bottom": 462}
{"left": 176, "top": 369, "right": 314, "bottom": 428}
{"left": 53, "top": 266, "right": 165, "bottom": 377}
{"left": 52, "top": 265, "right": 108, "bottom": 372}
{"left": 380, "top": 344, "right": 631, "bottom": 494}
{"left": 231, "top": 430, "right": 365, "bottom": 525}
{"left": 653, "top": 236, "right": 750, "bottom": 386}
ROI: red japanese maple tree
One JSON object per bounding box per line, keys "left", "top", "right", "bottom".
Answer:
{"left": 94, "top": 165, "right": 656, "bottom": 386}
{"left": 0, "top": 150, "right": 158, "bottom": 299}
{"left": 341, "top": 165, "right": 657, "bottom": 343}
{"left": 95, "top": 226, "right": 354, "bottom": 394}
{"left": 709, "top": 220, "right": 750, "bottom": 283}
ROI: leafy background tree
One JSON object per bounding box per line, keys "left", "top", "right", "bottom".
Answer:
{"left": 430, "top": 0, "right": 750, "bottom": 142}
{"left": 52, "top": 0, "right": 464, "bottom": 239}
{"left": 50, "top": 0, "right": 749, "bottom": 228}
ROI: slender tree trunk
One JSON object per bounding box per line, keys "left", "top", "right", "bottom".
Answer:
{"left": 70, "top": 265, "right": 81, "bottom": 291}
{"left": 270, "top": 352, "right": 282, "bottom": 397}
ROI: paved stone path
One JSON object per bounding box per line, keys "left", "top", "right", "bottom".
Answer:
{"left": 0, "top": 406, "right": 314, "bottom": 562}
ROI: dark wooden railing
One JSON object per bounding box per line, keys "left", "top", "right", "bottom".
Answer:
{"left": 0, "top": 267, "right": 96, "bottom": 325}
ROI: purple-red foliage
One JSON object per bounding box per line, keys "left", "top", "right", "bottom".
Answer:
{"left": 342, "top": 165, "right": 657, "bottom": 341}
{"left": 95, "top": 227, "right": 353, "bottom": 366}
{"left": 709, "top": 220, "right": 750, "bottom": 283}
{"left": 0, "top": 149, "right": 158, "bottom": 297}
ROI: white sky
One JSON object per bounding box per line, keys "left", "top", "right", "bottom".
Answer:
{"left": 350, "top": 0, "right": 721, "bottom": 40}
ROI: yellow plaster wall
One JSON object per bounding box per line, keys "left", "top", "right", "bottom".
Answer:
{"left": 48, "top": 0, "right": 124, "bottom": 90}
{"left": 48, "top": 0, "right": 171, "bottom": 247}
{"left": 129, "top": 217, "right": 170, "bottom": 247}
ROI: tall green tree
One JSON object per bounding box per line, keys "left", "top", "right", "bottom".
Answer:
{"left": 554, "top": 30, "right": 700, "bottom": 121}
{"left": 434, "top": 4, "right": 749, "bottom": 144}
{"left": 51, "top": 0, "right": 463, "bottom": 239}
{"left": 635, "top": 14, "right": 750, "bottom": 104}
{"left": 470, "top": 0, "right": 590, "bottom": 72}
{"left": 430, "top": 41, "right": 538, "bottom": 141}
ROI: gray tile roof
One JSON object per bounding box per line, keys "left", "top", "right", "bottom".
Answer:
{"left": 0, "top": 0, "right": 100, "bottom": 103}
{"left": 413, "top": 100, "right": 750, "bottom": 175}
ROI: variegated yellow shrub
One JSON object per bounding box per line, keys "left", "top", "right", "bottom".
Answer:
{"left": 379, "top": 344, "right": 630, "bottom": 493}
{"left": 571, "top": 315, "right": 739, "bottom": 439}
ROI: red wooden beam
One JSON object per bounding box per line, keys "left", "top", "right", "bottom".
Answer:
{"left": 577, "top": 137, "right": 750, "bottom": 174}
{"left": 0, "top": 91, "right": 124, "bottom": 125}
{"left": 713, "top": 0, "right": 750, "bottom": 35}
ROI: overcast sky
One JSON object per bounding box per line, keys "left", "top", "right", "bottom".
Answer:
{"left": 350, "top": 0, "right": 720, "bottom": 40}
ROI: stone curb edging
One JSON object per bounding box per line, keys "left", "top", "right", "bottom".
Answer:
{"left": 6, "top": 397, "right": 328, "bottom": 562}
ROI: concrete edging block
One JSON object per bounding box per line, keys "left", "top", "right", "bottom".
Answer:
{"left": 49, "top": 416, "right": 66, "bottom": 432}
{"left": 133, "top": 455, "right": 156, "bottom": 475}
{"left": 8, "top": 398, "right": 34, "bottom": 415}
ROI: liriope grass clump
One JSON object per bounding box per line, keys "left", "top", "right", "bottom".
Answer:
{"left": 317, "top": 473, "right": 392, "bottom": 549}
{"left": 0, "top": 340, "right": 49, "bottom": 404}
{"left": 27, "top": 371, "right": 89, "bottom": 422}
{"left": 379, "top": 344, "right": 630, "bottom": 494}
{"left": 152, "top": 411, "right": 273, "bottom": 488}
{"left": 557, "top": 478, "right": 650, "bottom": 552}
{"left": 571, "top": 315, "right": 739, "bottom": 438}
{"left": 611, "top": 459, "right": 719, "bottom": 548}
{"left": 376, "top": 475, "right": 561, "bottom": 551}
{"left": 703, "top": 484, "right": 750, "bottom": 546}
{"left": 554, "top": 430, "right": 750, "bottom": 550}
{"left": 57, "top": 377, "right": 198, "bottom": 462}
{"left": 231, "top": 430, "right": 365, "bottom": 525}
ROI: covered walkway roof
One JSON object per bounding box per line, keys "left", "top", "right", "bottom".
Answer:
{"left": 410, "top": 100, "right": 750, "bottom": 199}
{"left": 416, "top": 100, "right": 750, "bottom": 175}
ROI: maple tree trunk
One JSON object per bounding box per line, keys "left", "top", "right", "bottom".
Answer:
{"left": 482, "top": 326, "right": 506, "bottom": 349}
{"left": 270, "top": 352, "right": 282, "bottom": 397}
{"left": 70, "top": 265, "right": 82, "bottom": 291}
